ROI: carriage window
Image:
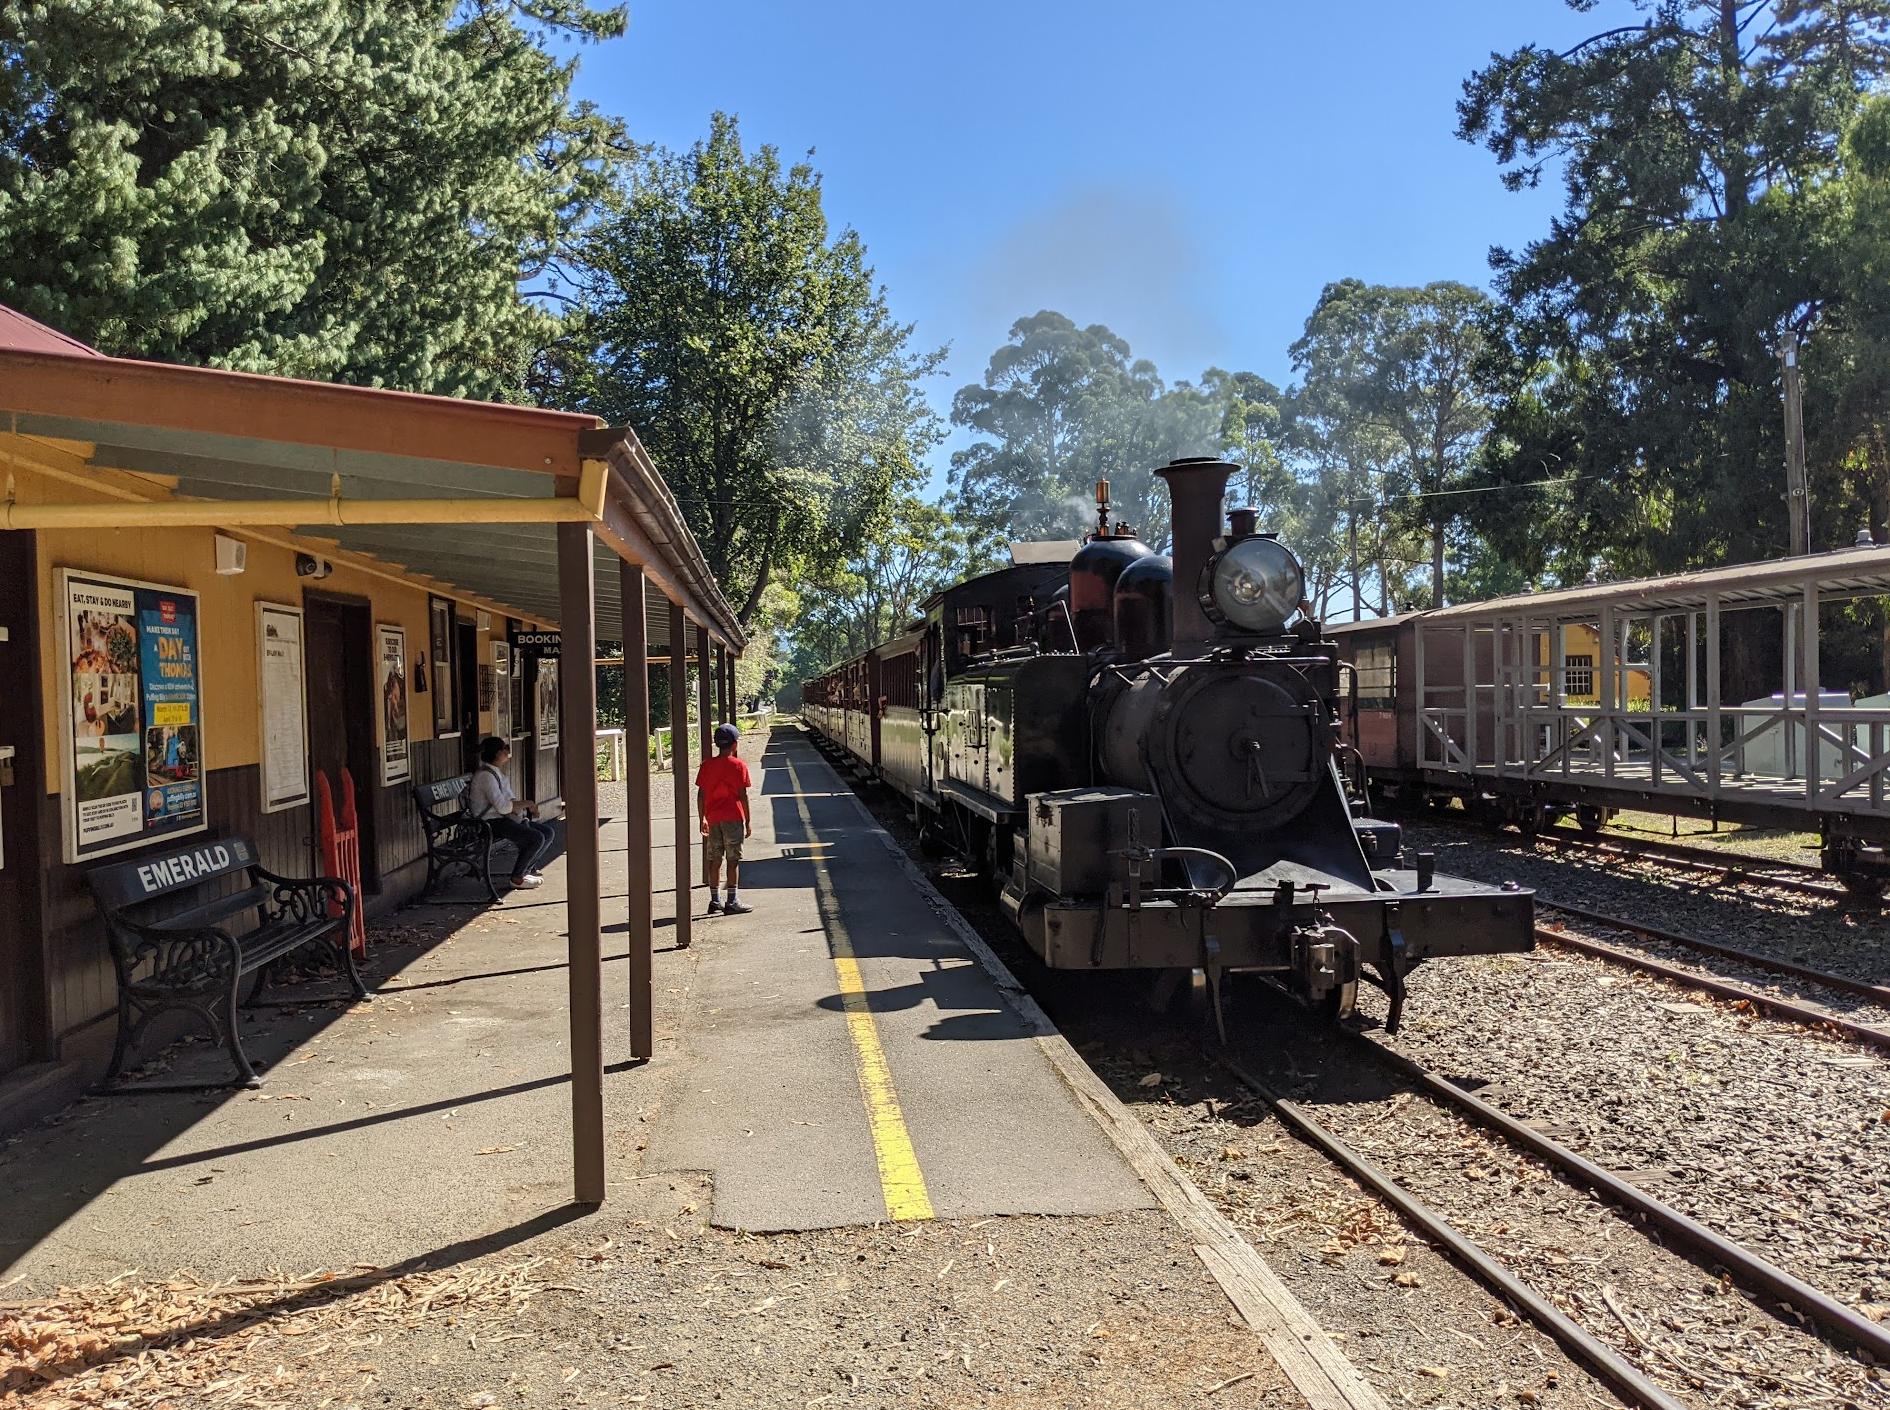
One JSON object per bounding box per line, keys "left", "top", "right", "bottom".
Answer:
{"left": 881, "top": 652, "right": 917, "bottom": 709}
{"left": 1564, "top": 654, "right": 1594, "bottom": 697}
{"left": 1354, "top": 643, "right": 1396, "bottom": 711}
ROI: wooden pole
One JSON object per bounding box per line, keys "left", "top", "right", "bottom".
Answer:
{"left": 697, "top": 624, "right": 713, "bottom": 759}
{"left": 1782, "top": 331, "right": 1810, "bottom": 556}
{"left": 620, "top": 559, "right": 653, "bottom": 1060}
{"left": 669, "top": 602, "right": 692, "bottom": 951}
{"left": 556, "top": 522, "right": 606, "bottom": 1206}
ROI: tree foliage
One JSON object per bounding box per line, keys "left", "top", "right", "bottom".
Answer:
{"left": 775, "top": 492, "right": 976, "bottom": 705}
{"left": 948, "top": 311, "right": 1226, "bottom": 551}
{"left": 1460, "top": 0, "right": 1890, "bottom": 581}
{"left": 0, "top": 0, "right": 625, "bottom": 397}
{"left": 545, "top": 113, "right": 944, "bottom": 627}
{"left": 1290, "top": 279, "right": 1494, "bottom": 608}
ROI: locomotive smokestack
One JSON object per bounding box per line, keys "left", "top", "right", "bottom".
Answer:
{"left": 1156, "top": 457, "right": 1237, "bottom": 655}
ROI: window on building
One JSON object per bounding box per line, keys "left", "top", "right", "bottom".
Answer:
{"left": 1354, "top": 642, "right": 1397, "bottom": 711}
{"left": 429, "top": 595, "right": 459, "bottom": 737}
{"left": 1564, "top": 654, "right": 1594, "bottom": 697}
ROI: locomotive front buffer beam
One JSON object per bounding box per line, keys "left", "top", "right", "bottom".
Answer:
{"left": 1022, "top": 877, "right": 1533, "bottom": 1032}
{"left": 1030, "top": 876, "right": 1532, "bottom": 974}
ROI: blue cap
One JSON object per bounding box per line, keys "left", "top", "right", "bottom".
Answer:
{"left": 714, "top": 722, "right": 740, "bottom": 747}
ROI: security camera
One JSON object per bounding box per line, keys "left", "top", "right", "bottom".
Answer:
{"left": 295, "top": 553, "right": 333, "bottom": 580}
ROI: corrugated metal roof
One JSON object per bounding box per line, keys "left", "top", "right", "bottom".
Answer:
{"left": 0, "top": 302, "right": 104, "bottom": 358}
{"left": 1420, "top": 546, "right": 1890, "bottom": 621}
{"left": 1326, "top": 612, "right": 1420, "bottom": 635}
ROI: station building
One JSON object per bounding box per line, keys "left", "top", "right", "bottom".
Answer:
{"left": 0, "top": 305, "right": 743, "bottom": 1198}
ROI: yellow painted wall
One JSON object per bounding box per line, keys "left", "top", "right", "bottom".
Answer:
{"left": 1537, "top": 622, "right": 1654, "bottom": 710}
{"left": 13, "top": 452, "right": 546, "bottom": 792}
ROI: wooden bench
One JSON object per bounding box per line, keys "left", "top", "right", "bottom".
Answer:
{"left": 411, "top": 775, "right": 502, "bottom": 902}
{"left": 412, "top": 776, "right": 566, "bottom": 902}
{"left": 87, "top": 837, "right": 367, "bottom": 1089}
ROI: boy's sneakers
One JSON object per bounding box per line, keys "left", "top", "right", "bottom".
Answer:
{"left": 722, "top": 899, "right": 753, "bottom": 916}
{"left": 510, "top": 874, "right": 543, "bottom": 890}
{"left": 706, "top": 898, "right": 724, "bottom": 915}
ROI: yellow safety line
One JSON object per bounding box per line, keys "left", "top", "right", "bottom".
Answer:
{"left": 785, "top": 752, "right": 935, "bottom": 1222}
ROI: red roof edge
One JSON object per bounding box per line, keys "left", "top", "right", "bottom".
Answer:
{"left": 0, "top": 303, "right": 104, "bottom": 358}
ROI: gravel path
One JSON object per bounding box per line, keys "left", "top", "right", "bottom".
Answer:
{"left": 1367, "top": 944, "right": 1890, "bottom": 1311}
{"left": 1077, "top": 1028, "right": 1633, "bottom": 1410}
{"left": 361, "top": 1186, "right": 1298, "bottom": 1410}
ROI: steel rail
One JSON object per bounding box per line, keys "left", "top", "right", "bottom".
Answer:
{"left": 1214, "top": 1054, "right": 1693, "bottom": 1410}
{"left": 1530, "top": 827, "right": 1844, "bottom": 900}
{"left": 1534, "top": 899, "right": 1890, "bottom": 1008}
{"left": 1348, "top": 1031, "right": 1890, "bottom": 1366}
{"left": 1535, "top": 919, "right": 1890, "bottom": 1054}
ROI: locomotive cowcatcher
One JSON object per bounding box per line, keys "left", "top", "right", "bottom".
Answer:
{"left": 803, "top": 457, "right": 1533, "bottom": 1031}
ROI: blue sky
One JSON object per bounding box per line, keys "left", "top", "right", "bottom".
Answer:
{"left": 568, "top": 1, "right": 1622, "bottom": 481}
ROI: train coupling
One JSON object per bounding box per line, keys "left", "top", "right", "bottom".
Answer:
{"left": 1290, "top": 918, "right": 1360, "bottom": 1019}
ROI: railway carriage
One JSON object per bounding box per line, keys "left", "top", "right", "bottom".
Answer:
{"left": 1329, "top": 551, "right": 1890, "bottom": 894}
{"left": 803, "top": 459, "right": 1535, "bottom": 1030}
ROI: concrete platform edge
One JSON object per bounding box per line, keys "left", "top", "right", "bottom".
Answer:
{"left": 826, "top": 760, "right": 1391, "bottom": 1410}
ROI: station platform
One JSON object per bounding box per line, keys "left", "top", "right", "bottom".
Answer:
{"left": 0, "top": 724, "right": 1377, "bottom": 1408}
{"left": 645, "top": 727, "right": 1154, "bottom": 1230}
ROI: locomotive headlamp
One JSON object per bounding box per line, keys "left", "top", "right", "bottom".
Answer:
{"left": 1204, "top": 535, "right": 1304, "bottom": 632}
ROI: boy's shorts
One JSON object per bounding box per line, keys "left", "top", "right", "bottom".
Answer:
{"left": 703, "top": 820, "right": 745, "bottom": 866}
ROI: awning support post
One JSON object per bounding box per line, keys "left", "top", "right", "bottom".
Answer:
{"left": 557, "top": 521, "right": 605, "bottom": 1205}
{"left": 620, "top": 560, "right": 653, "bottom": 1060}
{"left": 670, "top": 603, "right": 692, "bottom": 950}
{"left": 698, "top": 625, "right": 713, "bottom": 759}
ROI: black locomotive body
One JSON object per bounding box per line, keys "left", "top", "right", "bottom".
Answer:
{"left": 804, "top": 458, "right": 1533, "bottom": 1029}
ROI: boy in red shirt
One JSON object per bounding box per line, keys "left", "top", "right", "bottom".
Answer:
{"left": 696, "top": 723, "right": 754, "bottom": 915}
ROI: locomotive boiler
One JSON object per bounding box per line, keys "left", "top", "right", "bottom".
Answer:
{"left": 803, "top": 457, "right": 1534, "bottom": 1031}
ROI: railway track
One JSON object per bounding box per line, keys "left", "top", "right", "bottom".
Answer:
{"left": 1208, "top": 1024, "right": 1890, "bottom": 1409}
{"left": 1531, "top": 901, "right": 1890, "bottom": 1051}
{"left": 1525, "top": 824, "right": 1849, "bottom": 901}
{"left": 830, "top": 751, "right": 1890, "bottom": 1406}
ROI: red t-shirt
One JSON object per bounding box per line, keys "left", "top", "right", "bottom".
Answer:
{"left": 695, "top": 753, "right": 752, "bottom": 825}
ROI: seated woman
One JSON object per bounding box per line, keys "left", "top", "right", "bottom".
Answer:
{"left": 468, "top": 736, "right": 556, "bottom": 890}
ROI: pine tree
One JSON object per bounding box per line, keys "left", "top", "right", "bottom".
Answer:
{"left": 0, "top": 0, "right": 625, "bottom": 398}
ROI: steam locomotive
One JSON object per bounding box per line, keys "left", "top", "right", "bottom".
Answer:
{"left": 802, "top": 458, "right": 1533, "bottom": 1031}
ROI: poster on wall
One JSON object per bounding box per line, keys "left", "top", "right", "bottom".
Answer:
{"left": 378, "top": 623, "right": 411, "bottom": 784}
{"left": 492, "top": 641, "right": 511, "bottom": 739}
{"left": 257, "top": 603, "right": 309, "bottom": 813}
{"left": 536, "top": 656, "right": 560, "bottom": 748}
{"left": 60, "top": 570, "right": 205, "bottom": 863}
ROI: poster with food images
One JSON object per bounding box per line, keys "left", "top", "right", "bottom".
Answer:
{"left": 61, "top": 570, "right": 205, "bottom": 862}
{"left": 378, "top": 623, "right": 410, "bottom": 784}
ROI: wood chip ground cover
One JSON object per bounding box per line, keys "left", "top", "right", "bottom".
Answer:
{"left": 1, "top": 1260, "right": 546, "bottom": 1409}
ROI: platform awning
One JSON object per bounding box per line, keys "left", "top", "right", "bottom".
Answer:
{"left": 0, "top": 312, "right": 747, "bottom": 1208}
{"left": 0, "top": 347, "right": 744, "bottom": 650}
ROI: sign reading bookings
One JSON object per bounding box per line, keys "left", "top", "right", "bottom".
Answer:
{"left": 60, "top": 570, "right": 206, "bottom": 863}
